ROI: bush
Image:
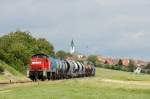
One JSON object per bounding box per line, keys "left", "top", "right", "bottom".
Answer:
{"left": 100, "top": 64, "right": 128, "bottom": 72}
{"left": 113, "top": 65, "right": 122, "bottom": 70}
{"left": 0, "top": 65, "right": 4, "bottom": 73}
{"left": 121, "top": 66, "right": 128, "bottom": 71}
{"left": 95, "top": 61, "right": 103, "bottom": 67}
{"left": 145, "top": 62, "right": 150, "bottom": 69}
{"left": 140, "top": 69, "right": 150, "bottom": 74}
{"left": 103, "top": 64, "right": 114, "bottom": 69}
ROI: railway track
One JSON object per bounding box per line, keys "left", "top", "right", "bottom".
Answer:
{"left": 0, "top": 76, "right": 93, "bottom": 85}
{"left": 0, "top": 80, "right": 32, "bottom": 85}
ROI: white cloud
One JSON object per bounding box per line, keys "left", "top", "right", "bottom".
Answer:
{"left": 0, "top": 0, "right": 150, "bottom": 60}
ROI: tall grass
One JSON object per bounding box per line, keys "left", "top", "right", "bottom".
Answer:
{"left": 0, "top": 60, "right": 22, "bottom": 76}
{"left": 0, "top": 60, "right": 29, "bottom": 82}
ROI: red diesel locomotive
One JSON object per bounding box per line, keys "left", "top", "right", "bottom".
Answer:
{"left": 28, "top": 54, "right": 95, "bottom": 81}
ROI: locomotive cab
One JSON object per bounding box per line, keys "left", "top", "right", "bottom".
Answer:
{"left": 30, "top": 54, "right": 49, "bottom": 71}
{"left": 29, "top": 54, "right": 51, "bottom": 81}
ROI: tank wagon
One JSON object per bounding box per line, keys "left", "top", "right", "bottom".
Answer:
{"left": 28, "top": 54, "right": 95, "bottom": 81}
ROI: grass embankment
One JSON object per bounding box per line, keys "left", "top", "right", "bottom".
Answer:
{"left": 0, "top": 60, "right": 29, "bottom": 82}
{"left": 97, "top": 68, "right": 150, "bottom": 81}
{"left": 0, "top": 68, "right": 150, "bottom": 99}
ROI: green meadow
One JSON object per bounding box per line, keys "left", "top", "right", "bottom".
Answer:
{"left": 0, "top": 68, "right": 150, "bottom": 99}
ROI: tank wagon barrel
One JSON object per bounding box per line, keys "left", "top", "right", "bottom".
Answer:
{"left": 28, "top": 54, "right": 95, "bottom": 81}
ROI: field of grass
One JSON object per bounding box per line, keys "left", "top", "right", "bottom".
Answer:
{"left": 0, "top": 68, "right": 150, "bottom": 99}
{"left": 0, "top": 60, "right": 29, "bottom": 82}
{"left": 97, "top": 68, "right": 150, "bottom": 81}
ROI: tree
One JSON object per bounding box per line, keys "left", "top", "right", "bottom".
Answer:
{"left": 113, "top": 59, "right": 123, "bottom": 70}
{"left": 33, "top": 38, "right": 54, "bottom": 56}
{"left": 127, "top": 60, "right": 136, "bottom": 72}
{"left": 56, "top": 50, "right": 67, "bottom": 59}
{"left": 118, "top": 59, "right": 123, "bottom": 66}
{"left": 0, "top": 30, "right": 55, "bottom": 74}
{"left": 55, "top": 50, "right": 72, "bottom": 59}
{"left": 87, "top": 55, "right": 101, "bottom": 67}
{"left": 145, "top": 62, "right": 150, "bottom": 69}
{"left": 87, "top": 55, "right": 97, "bottom": 64}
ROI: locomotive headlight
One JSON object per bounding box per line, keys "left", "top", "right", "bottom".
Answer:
{"left": 43, "top": 71, "right": 47, "bottom": 77}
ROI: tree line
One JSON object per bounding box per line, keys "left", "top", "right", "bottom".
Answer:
{"left": 0, "top": 30, "right": 75, "bottom": 74}
{"left": 0, "top": 30, "right": 55, "bottom": 74}
{"left": 0, "top": 30, "right": 150, "bottom": 74}
{"left": 88, "top": 55, "right": 136, "bottom": 72}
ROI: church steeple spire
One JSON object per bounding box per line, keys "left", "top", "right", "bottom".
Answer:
{"left": 70, "top": 39, "right": 75, "bottom": 54}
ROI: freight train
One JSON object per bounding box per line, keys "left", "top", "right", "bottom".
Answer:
{"left": 27, "top": 54, "right": 95, "bottom": 81}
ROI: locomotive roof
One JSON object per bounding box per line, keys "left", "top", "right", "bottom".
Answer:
{"left": 32, "top": 54, "right": 49, "bottom": 58}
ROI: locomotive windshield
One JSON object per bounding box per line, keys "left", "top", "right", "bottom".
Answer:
{"left": 32, "top": 54, "right": 49, "bottom": 58}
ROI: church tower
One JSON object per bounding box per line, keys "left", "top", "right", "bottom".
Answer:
{"left": 70, "top": 39, "right": 75, "bottom": 54}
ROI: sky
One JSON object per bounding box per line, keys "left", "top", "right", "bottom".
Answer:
{"left": 0, "top": 0, "right": 150, "bottom": 60}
